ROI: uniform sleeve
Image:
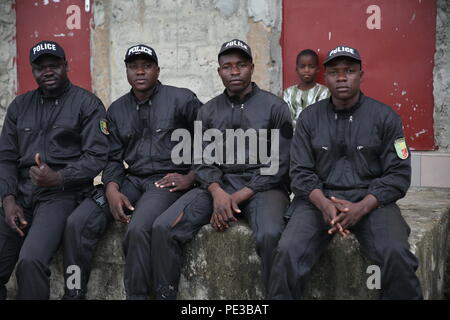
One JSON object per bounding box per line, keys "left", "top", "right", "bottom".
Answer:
{"left": 244, "top": 101, "right": 293, "bottom": 192}
{"left": 180, "top": 91, "right": 203, "bottom": 134}
{"left": 290, "top": 112, "right": 323, "bottom": 199}
{"left": 193, "top": 105, "right": 224, "bottom": 189}
{"left": 180, "top": 92, "right": 203, "bottom": 171}
{"left": 0, "top": 100, "right": 20, "bottom": 200}
{"left": 101, "top": 107, "right": 126, "bottom": 187}
{"left": 367, "top": 112, "right": 411, "bottom": 205}
{"left": 59, "top": 97, "right": 109, "bottom": 187}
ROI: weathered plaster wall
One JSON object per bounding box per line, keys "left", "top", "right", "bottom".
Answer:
{"left": 90, "top": 0, "right": 282, "bottom": 105}
{"left": 433, "top": 0, "right": 450, "bottom": 152}
{"left": 0, "top": 0, "right": 16, "bottom": 130}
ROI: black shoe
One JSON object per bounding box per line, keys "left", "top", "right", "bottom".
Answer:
{"left": 155, "top": 285, "right": 177, "bottom": 300}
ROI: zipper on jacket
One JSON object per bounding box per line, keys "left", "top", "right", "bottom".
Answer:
{"left": 231, "top": 102, "right": 236, "bottom": 128}
{"left": 239, "top": 104, "right": 244, "bottom": 128}
{"left": 348, "top": 113, "right": 360, "bottom": 186}
{"left": 43, "top": 98, "right": 59, "bottom": 164}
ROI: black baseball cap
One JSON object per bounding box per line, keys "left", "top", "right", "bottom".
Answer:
{"left": 323, "top": 45, "right": 362, "bottom": 65}
{"left": 218, "top": 39, "right": 252, "bottom": 61}
{"left": 30, "top": 40, "right": 65, "bottom": 64}
{"left": 124, "top": 44, "right": 158, "bottom": 64}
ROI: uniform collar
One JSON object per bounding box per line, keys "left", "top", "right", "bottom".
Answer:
{"left": 37, "top": 80, "right": 71, "bottom": 99}
{"left": 130, "top": 80, "right": 161, "bottom": 105}
{"left": 328, "top": 91, "right": 365, "bottom": 115}
{"left": 224, "top": 82, "right": 259, "bottom": 104}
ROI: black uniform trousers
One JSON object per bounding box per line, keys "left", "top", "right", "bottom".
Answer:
{"left": 151, "top": 185, "right": 289, "bottom": 299}
{"left": 63, "top": 174, "right": 184, "bottom": 299}
{"left": 0, "top": 189, "right": 85, "bottom": 300}
{"left": 268, "top": 197, "right": 423, "bottom": 300}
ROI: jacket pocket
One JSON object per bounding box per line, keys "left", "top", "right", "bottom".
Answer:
{"left": 151, "top": 127, "right": 178, "bottom": 161}
{"left": 18, "top": 126, "right": 37, "bottom": 157}
{"left": 355, "top": 145, "right": 381, "bottom": 178}
{"left": 312, "top": 145, "right": 333, "bottom": 180}
{"left": 47, "top": 124, "right": 81, "bottom": 159}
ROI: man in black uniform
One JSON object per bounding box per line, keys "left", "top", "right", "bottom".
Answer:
{"left": 151, "top": 39, "right": 293, "bottom": 299}
{"left": 268, "top": 45, "right": 423, "bottom": 299}
{"left": 62, "top": 44, "right": 202, "bottom": 300}
{"left": 0, "top": 40, "right": 109, "bottom": 300}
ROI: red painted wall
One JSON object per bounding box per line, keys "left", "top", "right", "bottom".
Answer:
{"left": 15, "top": 0, "right": 92, "bottom": 94}
{"left": 282, "top": 0, "right": 436, "bottom": 150}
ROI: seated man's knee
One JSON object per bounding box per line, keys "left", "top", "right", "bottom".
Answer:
{"left": 382, "top": 240, "right": 412, "bottom": 262}
{"left": 16, "top": 255, "right": 46, "bottom": 275}
{"left": 66, "top": 199, "right": 107, "bottom": 239}
{"left": 272, "top": 237, "right": 291, "bottom": 261}
{"left": 152, "top": 215, "right": 172, "bottom": 239}
{"left": 66, "top": 199, "right": 98, "bottom": 228}
{"left": 124, "top": 223, "right": 150, "bottom": 244}
{"left": 255, "top": 227, "right": 283, "bottom": 253}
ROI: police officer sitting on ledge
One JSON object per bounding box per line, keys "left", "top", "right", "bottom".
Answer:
{"left": 62, "top": 44, "right": 202, "bottom": 300}
{"left": 0, "top": 40, "right": 109, "bottom": 300}
{"left": 268, "top": 45, "right": 423, "bottom": 300}
{"left": 151, "top": 39, "right": 293, "bottom": 300}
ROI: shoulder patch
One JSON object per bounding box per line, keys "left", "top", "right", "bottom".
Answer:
{"left": 394, "top": 137, "right": 408, "bottom": 159}
{"left": 99, "top": 119, "right": 110, "bottom": 135}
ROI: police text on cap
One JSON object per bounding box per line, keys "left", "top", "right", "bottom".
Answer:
{"left": 224, "top": 40, "right": 248, "bottom": 51}
{"left": 33, "top": 43, "right": 57, "bottom": 55}
{"left": 127, "top": 45, "right": 153, "bottom": 56}
{"left": 328, "top": 46, "right": 355, "bottom": 57}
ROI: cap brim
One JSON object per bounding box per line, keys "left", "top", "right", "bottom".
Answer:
{"left": 124, "top": 53, "right": 157, "bottom": 63}
{"left": 218, "top": 47, "right": 252, "bottom": 60}
{"left": 31, "top": 52, "right": 65, "bottom": 63}
{"left": 324, "top": 54, "right": 361, "bottom": 65}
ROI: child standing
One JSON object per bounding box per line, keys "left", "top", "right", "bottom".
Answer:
{"left": 283, "top": 49, "right": 330, "bottom": 125}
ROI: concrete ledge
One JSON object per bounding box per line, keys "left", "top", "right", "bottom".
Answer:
{"left": 6, "top": 187, "right": 450, "bottom": 299}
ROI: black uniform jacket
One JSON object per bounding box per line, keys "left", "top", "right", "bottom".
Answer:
{"left": 102, "top": 82, "right": 202, "bottom": 186}
{"left": 0, "top": 81, "right": 109, "bottom": 201}
{"left": 290, "top": 93, "right": 411, "bottom": 206}
{"left": 194, "top": 83, "right": 293, "bottom": 193}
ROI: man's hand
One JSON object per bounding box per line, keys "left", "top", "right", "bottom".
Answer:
{"left": 208, "top": 183, "right": 241, "bottom": 232}
{"left": 154, "top": 171, "right": 196, "bottom": 192}
{"left": 105, "top": 182, "right": 134, "bottom": 224}
{"left": 29, "top": 153, "right": 63, "bottom": 187}
{"left": 309, "top": 189, "right": 350, "bottom": 237}
{"left": 230, "top": 187, "right": 255, "bottom": 206}
{"left": 2, "top": 195, "right": 27, "bottom": 237}
{"left": 330, "top": 194, "right": 378, "bottom": 230}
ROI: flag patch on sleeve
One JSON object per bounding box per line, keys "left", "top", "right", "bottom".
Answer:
{"left": 394, "top": 138, "right": 408, "bottom": 159}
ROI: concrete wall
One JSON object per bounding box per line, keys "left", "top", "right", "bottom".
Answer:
{"left": 433, "top": 0, "right": 450, "bottom": 153}
{"left": 91, "top": 0, "right": 282, "bottom": 107}
{"left": 0, "top": 0, "right": 16, "bottom": 129}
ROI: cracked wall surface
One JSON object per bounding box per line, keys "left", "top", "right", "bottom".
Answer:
{"left": 433, "top": 0, "right": 450, "bottom": 152}
{"left": 0, "top": 0, "right": 16, "bottom": 131}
